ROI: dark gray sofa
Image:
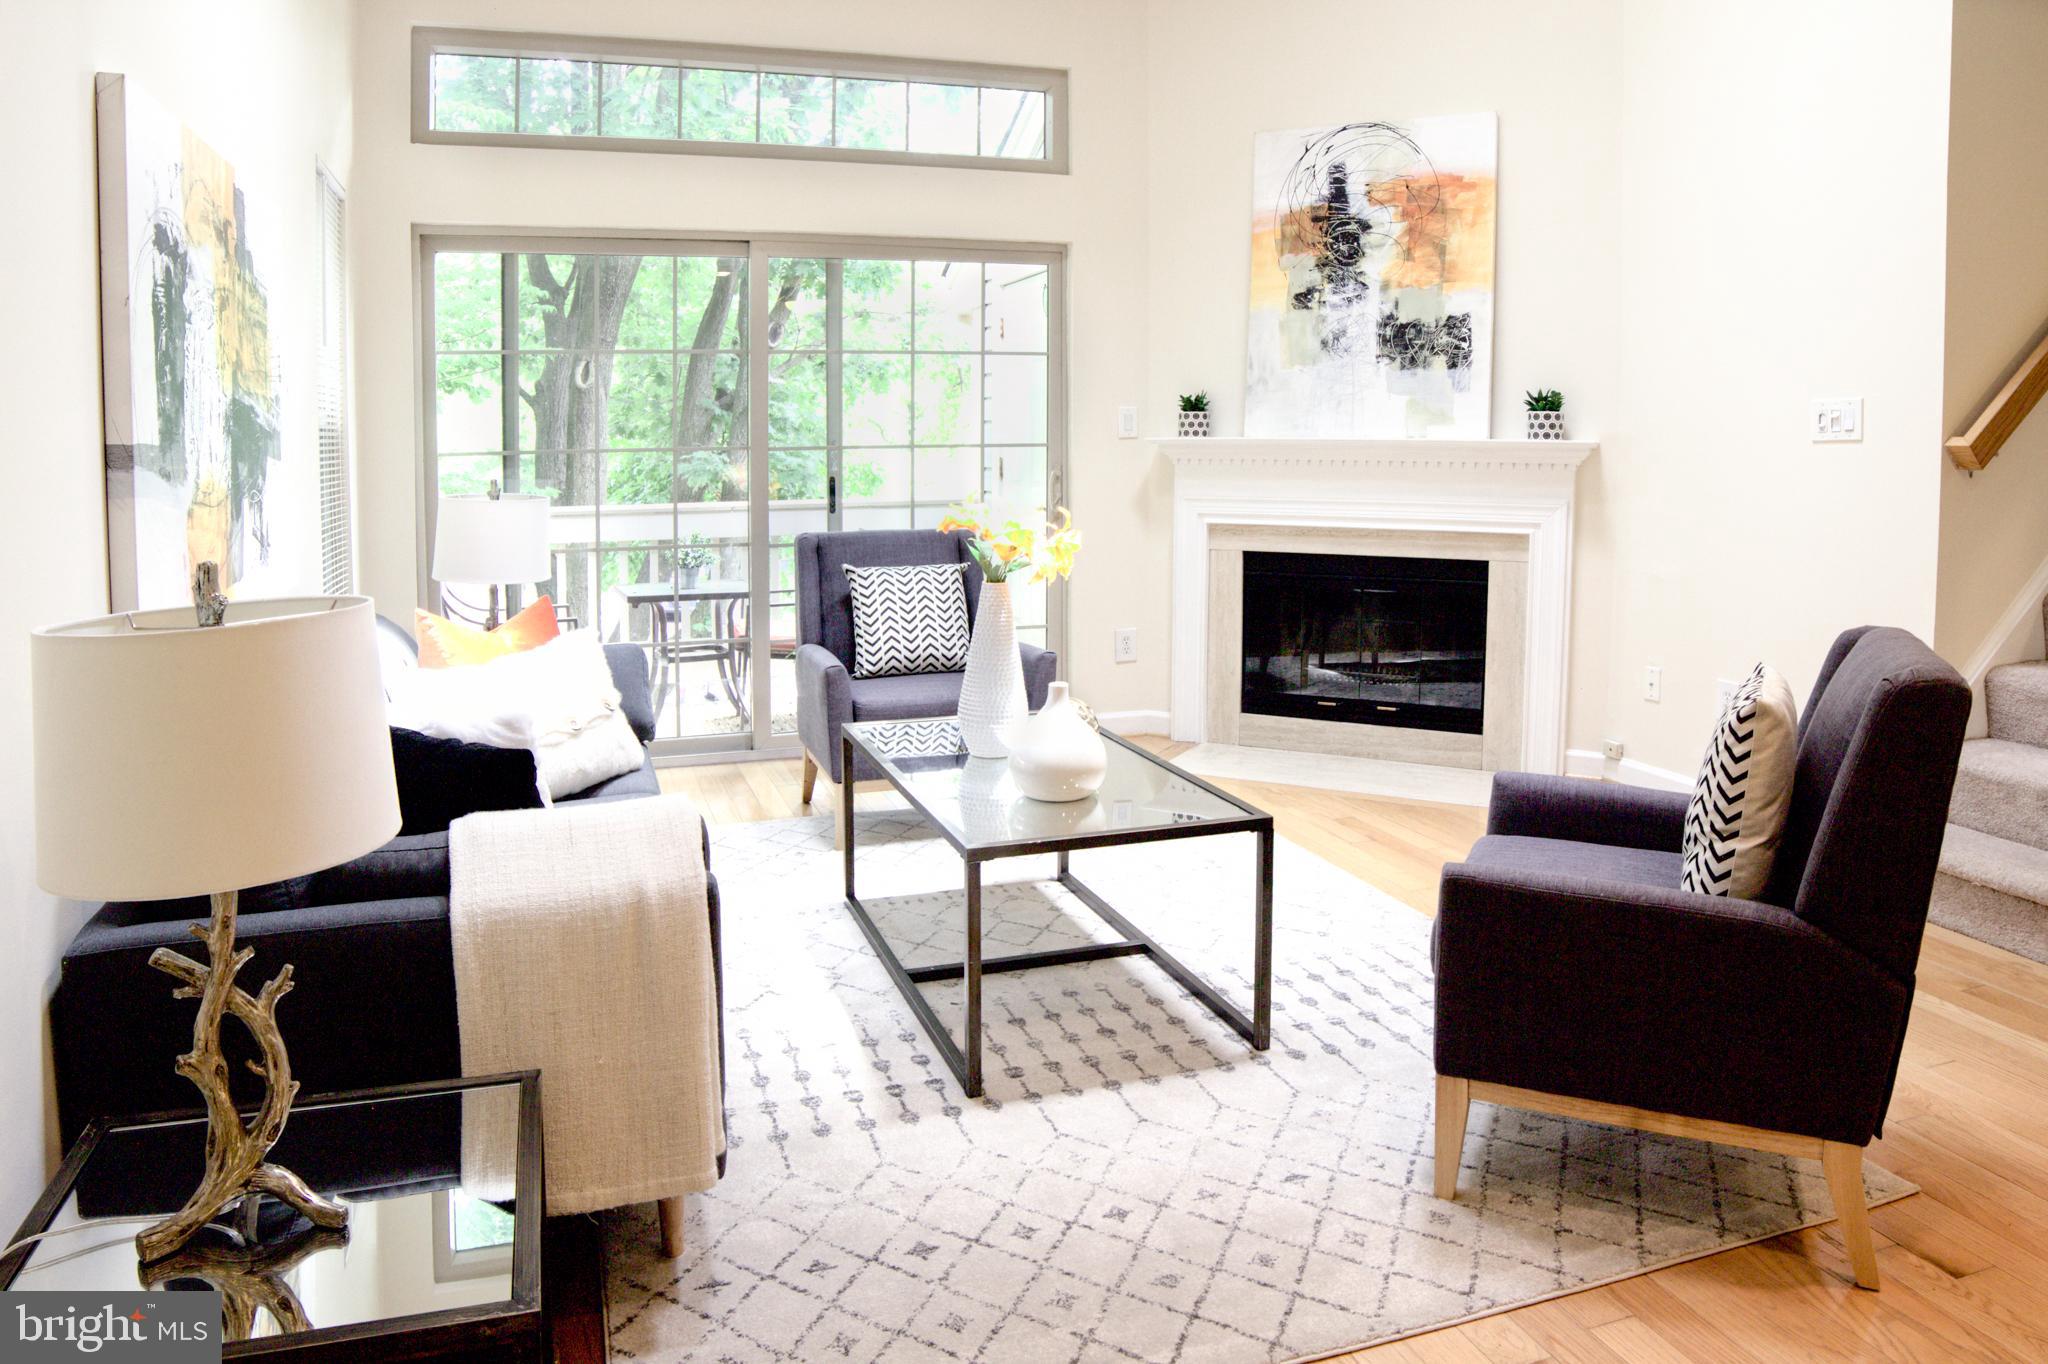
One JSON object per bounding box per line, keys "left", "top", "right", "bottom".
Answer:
{"left": 794, "top": 528, "right": 1057, "bottom": 787}
{"left": 50, "top": 637, "right": 724, "bottom": 1156}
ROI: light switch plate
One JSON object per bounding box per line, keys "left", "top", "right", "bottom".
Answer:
{"left": 1811, "top": 398, "right": 1863, "bottom": 442}
{"left": 1117, "top": 405, "right": 1138, "bottom": 439}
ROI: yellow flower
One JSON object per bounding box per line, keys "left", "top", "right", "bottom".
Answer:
{"left": 943, "top": 502, "right": 1082, "bottom": 584}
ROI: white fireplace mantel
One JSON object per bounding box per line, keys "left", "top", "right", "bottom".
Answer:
{"left": 1161, "top": 437, "right": 1596, "bottom": 773}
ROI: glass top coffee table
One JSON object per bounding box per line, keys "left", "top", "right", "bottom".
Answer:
{"left": 840, "top": 719, "right": 1274, "bottom": 1098}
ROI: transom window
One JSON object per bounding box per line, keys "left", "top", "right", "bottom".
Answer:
{"left": 414, "top": 29, "right": 1065, "bottom": 172}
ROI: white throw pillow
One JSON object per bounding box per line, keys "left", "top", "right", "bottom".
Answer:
{"left": 385, "top": 659, "right": 541, "bottom": 751}
{"left": 386, "top": 630, "right": 643, "bottom": 799}
{"left": 533, "top": 708, "right": 646, "bottom": 801}
{"left": 844, "top": 562, "right": 970, "bottom": 678}
{"left": 1679, "top": 662, "right": 1799, "bottom": 899}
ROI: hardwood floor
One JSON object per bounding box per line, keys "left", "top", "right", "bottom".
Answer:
{"left": 658, "top": 741, "right": 2048, "bottom": 1364}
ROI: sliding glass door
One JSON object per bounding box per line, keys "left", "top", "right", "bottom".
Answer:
{"left": 423, "top": 235, "right": 1062, "bottom": 756}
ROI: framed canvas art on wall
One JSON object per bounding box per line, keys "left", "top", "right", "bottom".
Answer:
{"left": 96, "top": 74, "right": 290, "bottom": 611}
{"left": 1246, "top": 114, "right": 1497, "bottom": 440}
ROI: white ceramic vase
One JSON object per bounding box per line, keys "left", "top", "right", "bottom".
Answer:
{"left": 958, "top": 579, "right": 1027, "bottom": 758}
{"left": 1010, "top": 681, "right": 1109, "bottom": 802}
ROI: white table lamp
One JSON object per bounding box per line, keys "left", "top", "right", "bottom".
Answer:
{"left": 31, "top": 574, "right": 401, "bottom": 1261}
{"left": 433, "top": 488, "right": 552, "bottom": 629}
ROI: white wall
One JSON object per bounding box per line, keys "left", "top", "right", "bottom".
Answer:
{"left": 1601, "top": 2, "right": 1951, "bottom": 773}
{"left": 0, "top": 0, "right": 351, "bottom": 1215}
{"left": 1140, "top": 0, "right": 1626, "bottom": 757}
{"left": 1145, "top": 0, "right": 1950, "bottom": 776}
{"left": 1935, "top": 0, "right": 2048, "bottom": 667}
{"left": 348, "top": 0, "right": 1155, "bottom": 712}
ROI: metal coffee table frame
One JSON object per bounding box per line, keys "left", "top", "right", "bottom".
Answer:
{"left": 841, "top": 726, "right": 1274, "bottom": 1098}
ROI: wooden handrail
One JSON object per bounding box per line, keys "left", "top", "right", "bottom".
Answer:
{"left": 1949, "top": 328, "right": 2048, "bottom": 470}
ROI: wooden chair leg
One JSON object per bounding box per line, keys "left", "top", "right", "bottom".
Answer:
{"left": 1434, "top": 1075, "right": 1470, "bottom": 1200}
{"left": 831, "top": 781, "right": 849, "bottom": 850}
{"left": 1821, "top": 1140, "right": 1879, "bottom": 1289}
{"left": 801, "top": 754, "right": 818, "bottom": 805}
{"left": 657, "top": 1196, "right": 686, "bottom": 1258}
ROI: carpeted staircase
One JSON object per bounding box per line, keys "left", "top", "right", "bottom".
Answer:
{"left": 1934, "top": 655, "right": 2048, "bottom": 962}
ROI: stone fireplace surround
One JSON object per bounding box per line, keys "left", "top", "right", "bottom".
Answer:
{"left": 1163, "top": 437, "right": 1596, "bottom": 775}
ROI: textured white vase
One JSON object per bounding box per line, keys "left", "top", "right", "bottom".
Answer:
{"left": 1010, "top": 681, "right": 1109, "bottom": 802}
{"left": 958, "top": 579, "right": 1027, "bottom": 758}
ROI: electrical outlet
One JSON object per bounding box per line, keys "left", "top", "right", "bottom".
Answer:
{"left": 1113, "top": 627, "right": 1138, "bottom": 663}
{"left": 1716, "top": 677, "right": 1739, "bottom": 714}
{"left": 1117, "top": 405, "right": 1138, "bottom": 439}
{"left": 1811, "top": 397, "right": 1863, "bottom": 442}
{"left": 1602, "top": 739, "right": 1625, "bottom": 761}
{"left": 1644, "top": 666, "right": 1662, "bottom": 703}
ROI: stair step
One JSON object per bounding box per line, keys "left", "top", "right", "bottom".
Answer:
{"left": 1986, "top": 661, "right": 2048, "bottom": 747}
{"left": 1933, "top": 823, "right": 2048, "bottom": 964}
{"left": 1947, "top": 739, "right": 2048, "bottom": 852}
{"left": 1940, "top": 821, "right": 2048, "bottom": 900}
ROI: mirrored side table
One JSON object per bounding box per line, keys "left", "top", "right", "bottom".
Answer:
{"left": 3, "top": 1073, "right": 542, "bottom": 1362}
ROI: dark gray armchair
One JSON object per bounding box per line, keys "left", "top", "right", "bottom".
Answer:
{"left": 1431, "top": 627, "right": 1968, "bottom": 1291}
{"left": 794, "top": 529, "right": 1057, "bottom": 819}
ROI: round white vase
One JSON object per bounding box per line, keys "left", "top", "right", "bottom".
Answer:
{"left": 1010, "top": 682, "right": 1109, "bottom": 802}
{"left": 958, "top": 579, "right": 1027, "bottom": 758}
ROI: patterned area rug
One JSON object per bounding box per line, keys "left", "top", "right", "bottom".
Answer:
{"left": 603, "top": 809, "right": 1912, "bottom": 1362}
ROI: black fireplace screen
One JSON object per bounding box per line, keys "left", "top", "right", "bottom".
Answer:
{"left": 1241, "top": 552, "right": 1487, "bottom": 734}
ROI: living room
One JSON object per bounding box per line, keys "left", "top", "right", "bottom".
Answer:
{"left": 6, "top": 0, "right": 2048, "bottom": 1359}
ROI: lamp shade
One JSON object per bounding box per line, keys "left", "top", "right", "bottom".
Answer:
{"left": 432, "top": 494, "right": 553, "bottom": 585}
{"left": 32, "top": 596, "right": 401, "bottom": 902}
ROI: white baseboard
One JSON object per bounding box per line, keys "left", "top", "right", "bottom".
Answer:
{"left": 1097, "top": 709, "right": 1170, "bottom": 736}
{"left": 1957, "top": 545, "right": 2048, "bottom": 738}
{"left": 1563, "top": 747, "right": 1692, "bottom": 791}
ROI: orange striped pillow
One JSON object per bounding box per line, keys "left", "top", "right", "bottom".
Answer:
{"left": 415, "top": 597, "right": 560, "bottom": 668}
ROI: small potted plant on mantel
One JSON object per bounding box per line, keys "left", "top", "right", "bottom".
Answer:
{"left": 1525, "top": 389, "right": 1566, "bottom": 440}
{"left": 1177, "top": 391, "right": 1211, "bottom": 438}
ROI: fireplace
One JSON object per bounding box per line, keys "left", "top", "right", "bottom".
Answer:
{"left": 1241, "top": 552, "right": 1488, "bottom": 735}
{"left": 1167, "top": 436, "right": 1591, "bottom": 774}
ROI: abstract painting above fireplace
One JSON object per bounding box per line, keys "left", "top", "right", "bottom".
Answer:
{"left": 1243, "top": 552, "right": 1487, "bottom": 734}
{"left": 1244, "top": 114, "right": 1498, "bottom": 440}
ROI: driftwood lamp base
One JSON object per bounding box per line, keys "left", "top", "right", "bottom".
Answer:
{"left": 138, "top": 1223, "right": 349, "bottom": 1341}
{"left": 137, "top": 888, "right": 347, "bottom": 1263}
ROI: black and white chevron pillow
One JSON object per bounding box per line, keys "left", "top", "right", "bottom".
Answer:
{"left": 1680, "top": 662, "right": 1799, "bottom": 899}
{"left": 844, "top": 562, "right": 970, "bottom": 679}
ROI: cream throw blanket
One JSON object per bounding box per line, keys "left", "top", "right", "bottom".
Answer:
{"left": 449, "top": 795, "right": 724, "bottom": 1214}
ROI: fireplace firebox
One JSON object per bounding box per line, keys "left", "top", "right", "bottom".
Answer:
{"left": 1241, "top": 552, "right": 1487, "bottom": 734}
